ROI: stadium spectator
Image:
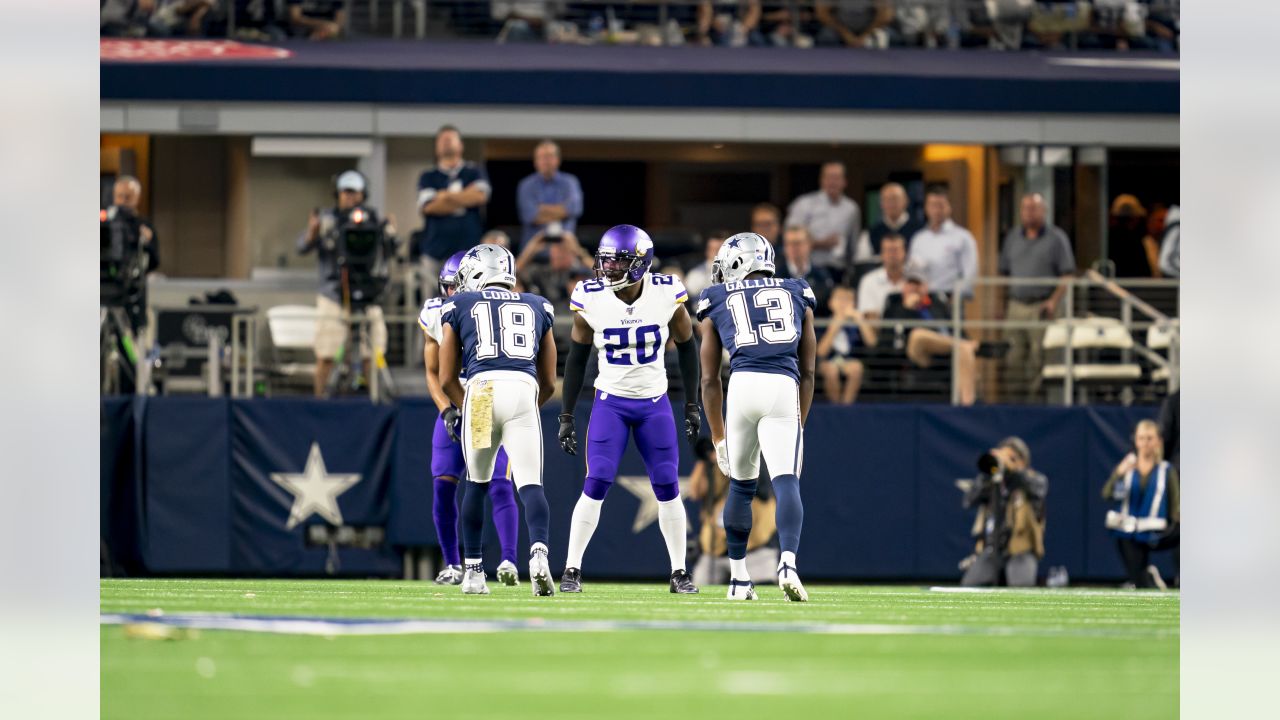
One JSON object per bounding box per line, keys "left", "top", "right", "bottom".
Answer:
{"left": 1142, "top": 204, "right": 1168, "bottom": 277}
{"left": 481, "top": 228, "right": 513, "bottom": 249}
{"left": 960, "top": 437, "right": 1047, "bottom": 587}
{"left": 1109, "top": 193, "right": 1152, "bottom": 277}
{"left": 683, "top": 231, "right": 727, "bottom": 301}
{"left": 687, "top": 437, "right": 779, "bottom": 587}
{"left": 231, "top": 0, "right": 289, "bottom": 41}
{"left": 101, "top": 0, "right": 152, "bottom": 37}
{"left": 1158, "top": 205, "right": 1180, "bottom": 278}
{"left": 814, "top": 0, "right": 894, "bottom": 47}
{"left": 139, "top": 0, "right": 216, "bottom": 36}
{"left": 750, "top": 202, "right": 782, "bottom": 245}
{"left": 999, "top": 192, "right": 1076, "bottom": 399}
{"left": 1103, "top": 419, "right": 1180, "bottom": 589}
{"left": 775, "top": 225, "right": 835, "bottom": 315}
{"left": 784, "top": 162, "right": 861, "bottom": 278}
{"left": 516, "top": 139, "right": 583, "bottom": 251}
{"left": 856, "top": 232, "right": 908, "bottom": 320}
{"left": 855, "top": 181, "right": 924, "bottom": 262}
{"left": 882, "top": 270, "right": 979, "bottom": 405}
{"left": 415, "top": 125, "right": 491, "bottom": 298}
{"left": 286, "top": 0, "right": 344, "bottom": 40}
{"left": 890, "top": 0, "right": 951, "bottom": 48}
{"left": 908, "top": 185, "right": 977, "bottom": 300}
{"left": 757, "top": 1, "right": 811, "bottom": 47}
{"left": 696, "top": 0, "right": 764, "bottom": 47}
{"left": 492, "top": 0, "right": 564, "bottom": 42}
{"left": 296, "top": 170, "right": 390, "bottom": 397}
{"left": 515, "top": 230, "right": 593, "bottom": 314}
{"left": 817, "top": 286, "right": 876, "bottom": 405}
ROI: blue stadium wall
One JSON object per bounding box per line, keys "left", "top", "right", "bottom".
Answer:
{"left": 101, "top": 397, "right": 1171, "bottom": 583}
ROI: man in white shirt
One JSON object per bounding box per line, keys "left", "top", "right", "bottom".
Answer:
{"left": 908, "top": 186, "right": 977, "bottom": 300}
{"left": 683, "top": 231, "right": 727, "bottom": 301}
{"left": 785, "top": 162, "right": 861, "bottom": 276}
{"left": 854, "top": 182, "right": 925, "bottom": 262}
{"left": 856, "top": 232, "right": 909, "bottom": 320}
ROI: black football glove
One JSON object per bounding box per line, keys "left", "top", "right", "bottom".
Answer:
{"left": 558, "top": 413, "right": 578, "bottom": 455}
{"left": 443, "top": 406, "right": 462, "bottom": 444}
{"left": 683, "top": 403, "right": 701, "bottom": 448}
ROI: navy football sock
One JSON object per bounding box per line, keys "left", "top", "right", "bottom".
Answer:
{"left": 723, "top": 478, "right": 758, "bottom": 560}
{"left": 460, "top": 480, "right": 489, "bottom": 560}
{"left": 518, "top": 485, "right": 551, "bottom": 548}
{"left": 772, "top": 474, "right": 804, "bottom": 555}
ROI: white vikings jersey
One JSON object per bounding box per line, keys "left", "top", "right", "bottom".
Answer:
{"left": 570, "top": 272, "right": 688, "bottom": 399}
{"left": 418, "top": 297, "right": 446, "bottom": 344}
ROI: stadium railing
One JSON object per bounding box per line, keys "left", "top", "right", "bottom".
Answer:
{"left": 195, "top": 270, "right": 1176, "bottom": 407}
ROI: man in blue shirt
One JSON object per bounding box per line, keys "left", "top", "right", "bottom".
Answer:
{"left": 416, "top": 125, "right": 491, "bottom": 297}
{"left": 516, "top": 139, "right": 583, "bottom": 251}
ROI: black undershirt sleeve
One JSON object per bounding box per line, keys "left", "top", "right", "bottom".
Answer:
{"left": 560, "top": 338, "right": 592, "bottom": 415}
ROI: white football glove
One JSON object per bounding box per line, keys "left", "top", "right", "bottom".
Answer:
{"left": 715, "top": 438, "right": 731, "bottom": 477}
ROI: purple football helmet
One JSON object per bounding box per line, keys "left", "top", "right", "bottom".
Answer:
{"left": 595, "top": 224, "right": 654, "bottom": 290}
{"left": 439, "top": 250, "right": 467, "bottom": 297}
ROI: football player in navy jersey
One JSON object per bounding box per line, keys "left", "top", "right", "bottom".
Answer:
{"left": 418, "top": 250, "right": 521, "bottom": 587}
{"left": 556, "top": 225, "right": 702, "bottom": 595}
{"left": 439, "top": 244, "right": 559, "bottom": 596}
{"left": 696, "top": 232, "right": 817, "bottom": 601}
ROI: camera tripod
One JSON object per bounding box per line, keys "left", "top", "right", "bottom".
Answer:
{"left": 101, "top": 305, "right": 144, "bottom": 395}
{"left": 323, "top": 303, "right": 397, "bottom": 403}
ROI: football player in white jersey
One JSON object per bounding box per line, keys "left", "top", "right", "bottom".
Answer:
{"left": 556, "top": 225, "right": 702, "bottom": 594}
{"left": 696, "top": 232, "right": 817, "bottom": 601}
{"left": 418, "top": 250, "right": 521, "bottom": 586}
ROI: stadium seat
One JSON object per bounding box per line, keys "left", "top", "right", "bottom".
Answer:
{"left": 1041, "top": 317, "right": 1142, "bottom": 383}
{"left": 265, "top": 305, "right": 319, "bottom": 393}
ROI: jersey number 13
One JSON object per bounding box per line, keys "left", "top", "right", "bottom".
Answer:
{"left": 727, "top": 288, "right": 797, "bottom": 346}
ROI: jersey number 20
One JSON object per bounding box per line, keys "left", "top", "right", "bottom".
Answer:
{"left": 727, "top": 288, "right": 797, "bottom": 346}
{"left": 471, "top": 302, "right": 536, "bottom": 360}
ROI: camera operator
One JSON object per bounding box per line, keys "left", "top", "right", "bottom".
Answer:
{"left": 686, "top": 437, "right": 780, "bottom": 587}
{"left": 102, "top": 175, "right": 160, "bottom": 331}
{"left": 296, "top": 170, "right": 396, "bottom": 397}
{"left": 960, "top": 437, "right": 1047, "bottom": 587}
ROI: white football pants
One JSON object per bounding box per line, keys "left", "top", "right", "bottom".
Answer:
{"left": 462, "top": 371, "right": 543, "bottom": 489}
{"left": 725, "top": 371, "right": 804, "bottom": 481}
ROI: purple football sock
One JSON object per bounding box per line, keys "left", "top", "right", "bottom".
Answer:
{"left": 432, "top": 478, "right": 461, "bottom": 566}
{"left": 489, "top": 479, "right": 520, "bottom": 564}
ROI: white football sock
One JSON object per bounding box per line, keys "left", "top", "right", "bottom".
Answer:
{"left": 779, "top": 551, "right": 797, "bottom": 570}
{"left": 657, "top": 497, "right": 688, "bottom": 572}
{"left": 464, "top": 557, "right": 483, "bottom": 570}
{"left": 729, "top": 557, "right": 750, "bottom": 582}
{"left": 565, "top": 494, "right": 602, "bottom": 570}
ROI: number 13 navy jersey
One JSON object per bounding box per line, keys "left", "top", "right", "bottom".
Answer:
{"left": 695, "top": 277, "right": 816, "bottom": 382}
{"left": 442, "top": 289, "right": 555, "bottom": 380}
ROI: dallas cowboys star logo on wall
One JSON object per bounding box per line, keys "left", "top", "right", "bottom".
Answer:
{"left": 616, "top": 475, "right": 692, "bottom": 533}
{"left": 271, "top": 442, "right": 361, "bottom": 529}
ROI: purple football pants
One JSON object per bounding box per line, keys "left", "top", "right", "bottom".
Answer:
{"left": 431, "top": 415, "right": 517, "bottom": 565}
{"left": 584, "top": 390, "right": 680, "bottom": 502}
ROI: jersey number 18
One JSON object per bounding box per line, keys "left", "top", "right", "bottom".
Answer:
{"left": 471, "top": 301, "right": 536, "bottom": 360}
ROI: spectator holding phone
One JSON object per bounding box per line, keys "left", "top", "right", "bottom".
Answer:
{"left": 816, "top": 285, "right": 876, "bottom": 405}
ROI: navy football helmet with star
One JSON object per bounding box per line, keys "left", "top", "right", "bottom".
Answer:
{"left": 712, "top": 232, "right": 776, "bottom": 284}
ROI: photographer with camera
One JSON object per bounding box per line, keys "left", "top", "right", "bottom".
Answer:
{"left": 297, "top": 170, "right": 397, "bottom": 397}
{"left": 960, "top": 437, "right": 1048, "bottom": 587}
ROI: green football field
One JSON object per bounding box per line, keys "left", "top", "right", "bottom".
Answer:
{"left": 101, "top": 579, "right": 1178, "bottom": 720}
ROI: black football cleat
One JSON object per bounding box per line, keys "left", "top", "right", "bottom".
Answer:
{"left": 669, "top": 569, "right": 700, "bottom": 594}
{"left": 559, "top": 567, "right": 583, "bottom": 593}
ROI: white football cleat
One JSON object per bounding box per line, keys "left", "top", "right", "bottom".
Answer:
{"left": 434, "top": 564, "right": 463, "bottom": 585}
{"left": 726, "top": 579, "right": 758, "bottom": 600}
{"left": 777, "top": 562, "right": 808, "bottom": 602}
{"left": 461, "top": 566, "right": 490, "bottom": 595}
{"left": 496, "top": 559, "right": 520, "bottom": 586}
{"left": 529, "top": 545, "right": 555, "bottom": 597}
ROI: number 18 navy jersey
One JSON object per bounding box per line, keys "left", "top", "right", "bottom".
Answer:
{"left": 695, "top": 277, "right": 816, "bottom": 382}
{"left": 442, "top": 289, "right": 555, "bottom": 380}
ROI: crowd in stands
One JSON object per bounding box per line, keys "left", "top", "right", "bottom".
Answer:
{"left": 102, "top": 1, "right": 1180, "bottom": 52}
